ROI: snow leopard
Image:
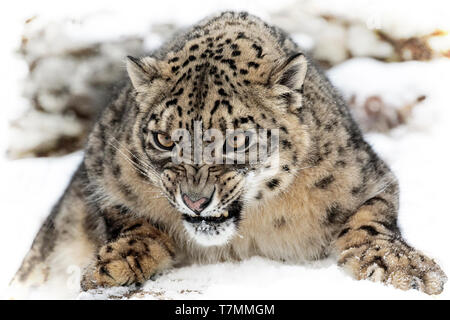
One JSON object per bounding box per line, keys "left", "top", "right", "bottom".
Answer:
{"left": 12, "top": 11, "right": 446, "bottom": 296}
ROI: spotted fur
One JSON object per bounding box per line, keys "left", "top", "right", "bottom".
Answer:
{"left": 12, "top": 12, "right": 446, "bottom": 295}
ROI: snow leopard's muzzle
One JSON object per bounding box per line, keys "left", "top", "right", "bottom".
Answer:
{"left": 160, "top": 164, "right": 245, "bottom": 246}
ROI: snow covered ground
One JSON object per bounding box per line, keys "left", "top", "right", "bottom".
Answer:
{"left": 1, "top": 0, "right": 450, "bottom": 300}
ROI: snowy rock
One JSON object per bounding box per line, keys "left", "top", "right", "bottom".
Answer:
{"left": 271, "top": 0, "right": 450, "bottom": 67}
{"left": 8, "top": 16, "right": 144, "bottom": 158}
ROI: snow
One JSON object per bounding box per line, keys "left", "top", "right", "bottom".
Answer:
{"left": 1, "top": 0, "right": 450, "bottom": 300}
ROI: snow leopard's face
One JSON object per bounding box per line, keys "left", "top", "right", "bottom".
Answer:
{"left": 124, "top": 35, "right": 309, "bottom": 246}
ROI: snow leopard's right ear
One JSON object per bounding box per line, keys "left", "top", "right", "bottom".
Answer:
{"left": 270, "top": 53, "right": 307, "bottom": 92}
{"left": 126, "top": 56, "right": 161, "bottom": 92}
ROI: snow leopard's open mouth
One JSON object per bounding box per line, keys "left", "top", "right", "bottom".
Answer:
{"left": 181, "top": 200, "right": 243, "bottom": 246}
{"left": 182, "top": 199, "right": 242, "bottom": 225}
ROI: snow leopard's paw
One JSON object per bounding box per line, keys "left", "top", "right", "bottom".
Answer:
{"left": 81, "top": 236, "right": 173, "bottom": 290}
{"left": 338, "top": 236, "right": 447, "bottom": 295}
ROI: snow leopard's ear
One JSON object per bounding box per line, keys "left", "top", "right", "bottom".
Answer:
{"left": 270, "top": 53, "right": 307, "bottom": 92}
{"left": 126, "top": 56, "right": 161, "bottom": 92}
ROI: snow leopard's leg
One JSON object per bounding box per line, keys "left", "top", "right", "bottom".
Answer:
{"left": 80, "top": 217, "right": 176, "bottom": 290}
{"left": 334, "top": 184, "right": 447, "bottom": 295}
{"left": 10, "top": 165, "right": 96, "bottom": 296}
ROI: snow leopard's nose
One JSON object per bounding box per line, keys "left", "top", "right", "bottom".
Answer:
{"left": 182, "top": 193, "right": 212, "bottom": 214}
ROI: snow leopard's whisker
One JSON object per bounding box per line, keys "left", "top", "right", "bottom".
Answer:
{"left": 109, "top": 136, "right": 156, "bottom": 171}
{"left": 107, "top": 140, "right": 156, "bottom": 180}
{"left": 107, "top": 142, "right": 147, "bottom": 174}
{"left": 109, "top": 136, "right": 161, "bottom": 178}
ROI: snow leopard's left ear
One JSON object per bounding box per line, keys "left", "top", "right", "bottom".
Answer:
{"left": 126, "top": 56, "right": 161, "bottom": 92}
{"left": 270, "top": 53, "right": 307, "bottom": 92}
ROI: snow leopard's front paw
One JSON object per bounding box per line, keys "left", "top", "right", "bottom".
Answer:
{"left": 81, "top": 237, "right": 173, "bottom": 290}
{"left": 338, "top": 235, "right": 447, "bottom": 295}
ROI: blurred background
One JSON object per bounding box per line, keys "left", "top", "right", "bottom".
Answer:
{"left": 1, "top": 0, "right": 450, "bottom": 299}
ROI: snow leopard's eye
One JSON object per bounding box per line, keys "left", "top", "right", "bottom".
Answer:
{"left": 224, "top": 132, "right": 251, "bottom": 153}
{"left": 152, "top": 132, "right": 175, "bottom": 151}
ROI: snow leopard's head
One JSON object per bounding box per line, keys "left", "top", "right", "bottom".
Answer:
{"left": 87, "top": 32, "right": 310, "bottom": 247}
